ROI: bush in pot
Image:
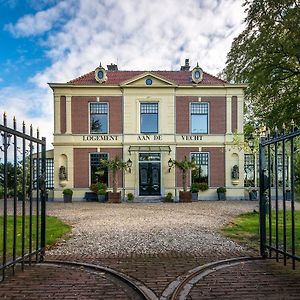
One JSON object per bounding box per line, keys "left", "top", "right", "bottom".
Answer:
{"left": 217, "top": 187, "right": 226, "bottom": 200}
{"left": 190, "top": 183, "right": 200, "bottom": 200}
{"left": 127, "top": 192, "right": 134, "bottom": 202}
{"left": 164, "top": 192, "right": 173, "bottom": 203}
{"left": 173, "top": 156, "right": 197, "bottom": 202}
{"left": 63, "top": 188, "right": 73, "bottom": 203}
{"left": 99, "top": 156, "right": 128, "bottom": 203}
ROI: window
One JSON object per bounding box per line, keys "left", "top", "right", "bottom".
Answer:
{"left": 190, "top": 102, "right": 208, "bottom": 134}
{"left": 90, "top": 153, "right": 108, "bottom": 185}
{"left": 191, "top": 153, "right": 209, "bottom": 184}
{"left": 33, "top": 158, "right": 54, "bottom": 189}
{"left": 140, "top": 103, "right": 158, "bottom": 133}
{"left": 244, "top": 154, "right": 255, "bottom": 187}
{"left": 90, "top": 103, "right": 108, "bottom": 134}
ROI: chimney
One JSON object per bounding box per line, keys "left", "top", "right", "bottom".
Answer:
{"left": 180, "top": 59, "right": 190, "bottom": 71}
{"left": 107, "top": 63, "right": 118, "bottom": 71}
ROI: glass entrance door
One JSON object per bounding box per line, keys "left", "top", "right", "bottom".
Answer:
{"left": 139, "top": 153, "right": 161, "bottom": 196}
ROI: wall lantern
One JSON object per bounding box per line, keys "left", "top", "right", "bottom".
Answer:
{"left": 127, "top": 158, "right": 132, "bottom": 173}
{"left": 168, "top": 158, "right": 173, "bottom": 173}
{"left": 0, "top": 131, "right": 12, "bottom": 152}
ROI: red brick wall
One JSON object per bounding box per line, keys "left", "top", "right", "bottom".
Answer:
{"left": 176, "top": 96, "right": 226, "bottom": 134}
{"left": 73, "top": 147, "right": 123, "bottom": 188}
{"left": 74, "top": 148, "right": 97, "bottom": 188}
{"left": 232, "top": 96, "right": 238, "bottom": 132}
{"left": 202, "top": 147, "right": 225, "bottom": 187}
{"left": 176, "top": 147, "right": 198, "bottom": 188}
{"left": 71, "top": 96, "right": 122, "bottom": 134}
{"left": 60, "top": 96, "right": 66, "bottom": 134}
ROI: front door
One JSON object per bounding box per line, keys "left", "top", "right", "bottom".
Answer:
{"left": 139, "top": 153, "right": 161, "bottom": 196}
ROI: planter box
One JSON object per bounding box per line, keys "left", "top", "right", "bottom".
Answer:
{"left": 63, "top": 194, "right": 72, "bottom": 203}
{"left": 191, "top": 193, "right": 198, "bottom": 201}
{"left": 217, "top": 192, "right": 226, "bottom": 200}
{"left": 179, "top": 191, "right": 192, "bottom": 202}
{"left": 108, "top": 192, "right": 121, "bottom": 203}
{"left": 249, "top": 191, "right": 258, "bottom": 201}
{"left": 98, "top": 194, "right": 106, "bottom": 202}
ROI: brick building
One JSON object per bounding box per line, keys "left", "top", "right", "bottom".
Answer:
{"left": 49, "top": 60, "right": 246, "bottom": 201}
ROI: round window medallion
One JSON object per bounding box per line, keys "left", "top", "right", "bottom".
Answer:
{"left": 98, "top": 70, "right": 104, "bottom": 79}
{"left": 146, "top": 78, "right": 153, "bottom": 85}
{"left": 195, "top": 71, "right": 201, "bottom": 79}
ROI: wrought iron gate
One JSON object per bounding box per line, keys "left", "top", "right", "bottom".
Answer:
{"left": 259, "top": 123, "right": 300, "bottom": 269}
{"left": 0, "top": 113, "right": 46, "bottom": 280}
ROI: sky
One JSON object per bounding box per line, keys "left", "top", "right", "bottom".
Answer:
{"left": 0, "top": 0, "right": 246, "bottom": 147}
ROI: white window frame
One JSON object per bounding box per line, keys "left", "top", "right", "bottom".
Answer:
{"left": 139, "top": 102, "right": 159, "bottom": 134}
{"left": 89, "top": 152, "right": 109, "bottom": 187}
{"left": 190, "top": 152, "right": 210, "bottom": 187}
{"left": 189, "top": 102, "right": 209, "bottom": 134}
{"left": 89, "top": 102, "right": 109, "bottom": 134}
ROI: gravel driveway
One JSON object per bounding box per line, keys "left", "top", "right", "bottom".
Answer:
{"left": 44, "top": 201, "right": 259, "bottom": 257}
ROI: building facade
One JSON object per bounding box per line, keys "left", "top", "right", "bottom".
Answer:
{"left": 49, "top": 60, "right": 246, "bottom": 201}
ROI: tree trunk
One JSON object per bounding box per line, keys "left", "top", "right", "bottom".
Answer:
{"left": 182, "top": 170, "right": 187, "bottom": 192}
{"left": 112, "top": 169, "right": 117, "bottom": 193}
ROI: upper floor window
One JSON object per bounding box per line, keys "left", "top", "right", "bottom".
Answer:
{"left": 190, "top": 102, "right": 208, "bottom": 134}
{"left": 90, "top": 153, "right": 108, "bottom": 185}
{"left": 140, "top": 103, "right": 158, "bottom": 133}
{"left": 191, "top": 152, "right": 209, "bottom": 184}
{"left": 90, "top": 103, "right": 108, "bottom": 134}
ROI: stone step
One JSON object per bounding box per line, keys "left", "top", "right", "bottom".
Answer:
{"left": 133, "top": 196, "right": 163, "bottom": 203}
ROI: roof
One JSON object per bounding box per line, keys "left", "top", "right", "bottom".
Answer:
{"left": 66, "top": 70, "right": 227, "bottom": 86}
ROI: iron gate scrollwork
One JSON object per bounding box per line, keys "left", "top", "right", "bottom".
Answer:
{"left": 259, "top": 122, "right": 299, "bottom": 269}
{"left": 0, "top": 113, "right": 46, "bottom": 281}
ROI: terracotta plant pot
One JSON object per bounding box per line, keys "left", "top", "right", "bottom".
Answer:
{"left": 108, "top": 192, "right": 121, "bottom": 203}
{"left": 179, "top": 191, "right": 192, "bottom": 202}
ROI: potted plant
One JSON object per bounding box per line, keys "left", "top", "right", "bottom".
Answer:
{"left": 173, "top": 156, "right": 197, "bottom": 202}
{"left": 198, "top": 182, "right": 209, "bottom": 200}
{"left": 164, "top": 192, "right": 173, "bottom": 203}
{"left": 99, "top": 156, "right": 128, "bottom": 203}
{"left": 217, "top": 187, "right": 226, "bottom": 200}
{"left": 190, "top": 183, "right": 200, "bottom": 200}
{"left": 63, "top": 188, "right": 73, "bottom": 203}
{"left": 249, "top": 188, "right": 258, "bottom": 200}
{"left": 127, "top": 192, "right": 134, "bottom": 202}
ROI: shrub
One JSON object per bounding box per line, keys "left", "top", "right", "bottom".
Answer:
{"left": 97, "top": 189, "right": 106, "bottom": 196}
{"left": 90, "top": 182, "right": 107, "bottom": 194}
{"left": 127, "top": 193, "right": 134, "bottom": 201}
{"left": 217, "top": 187, "right": 226, "bottom": 193}
{"left": 190, "top": 183, "right": 200, "bottom": 193}
{"left": 198, "top": 182, "right": 209, "bottom": 192}
{"left": 165, "top": 192, "right": 173, "bottom": 202}
{"left": 62, "top": 188, "right": 73, "bottom": 196}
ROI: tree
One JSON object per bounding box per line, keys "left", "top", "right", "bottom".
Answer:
{"left": 173, "top": 156, "right": 197, "bottom": 192}
{"left": 223, "top": 0, "right": 300, "bottom": 129}
{"left": 99, "top": 156, "right": 128, "bottom": 193}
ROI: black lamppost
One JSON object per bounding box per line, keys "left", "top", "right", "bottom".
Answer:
{"left": 127, "top": 158, "right": 132, "bottom": 173}
{"left": 168, "top": 158, "right": 173, "bottom": 173}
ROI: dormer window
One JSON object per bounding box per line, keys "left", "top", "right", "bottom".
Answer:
{"left": 191, "top": 64, "right": 203, "bottom": 83}
{"left": 95, "top": 64, "right": 107, "bottom": 83}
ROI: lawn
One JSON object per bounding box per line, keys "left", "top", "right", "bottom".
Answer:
{"left": 0, "top": 215, "right": 71, "bottom": 258}
{"left": 222, "top": 210, "right": 300, "bottom": 254}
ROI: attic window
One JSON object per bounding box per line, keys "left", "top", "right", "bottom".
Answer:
{"left": 145, "top": 78, "right": 153, "bottom": 85}
{"left": 95, "top": 65, "right": 107, "bottom": 83}
{"left": 191, "top": 64, "right": 203, "bottom": 83}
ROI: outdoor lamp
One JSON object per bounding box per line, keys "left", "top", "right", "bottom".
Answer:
{"left": 248, "top": 133, "right": 255, "bottom": 152}
{"left": 168, "top": 158, "right": 173, "bottom": 172}
{"left": 127, "top": 158, "right": 132, "bottom": 173}
{"left": 0, "top": 131, "right": 12, "bottom": 152}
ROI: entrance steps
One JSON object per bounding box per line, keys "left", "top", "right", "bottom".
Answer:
{"left": 133, "top": 196, "right": 163, "bottom": 203}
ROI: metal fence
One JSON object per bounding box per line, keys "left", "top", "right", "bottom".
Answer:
{"left": 259, "top": 122, "right": 300, "bottom": 269}
{"left": 0, "top": 113, "right": 46, "bottom": 281}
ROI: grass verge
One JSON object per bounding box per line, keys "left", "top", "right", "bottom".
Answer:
{"left": 0, "top": 215, "right": 71, "bottom": 258}
{"left": 222, "top": 210, "right": 300, "bottom": 253}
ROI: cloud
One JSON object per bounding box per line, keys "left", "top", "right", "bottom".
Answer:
{"left": 0, "top": 86, "right": 53, "bottom": 147}
{"left": 3, "top": 0, "right": 246, "bottom": 148}
{"left": 4, "top": 0, "right": 75, "bottom": 37}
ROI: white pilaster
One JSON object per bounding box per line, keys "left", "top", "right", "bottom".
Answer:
{"left": 237, "top": 96, "right": 244, "bottom": 133}
{"left": 226, "top": 96, "right": 232, "bottom": 134}
{"left": 54, "top": 95, "right": 61, "bottom": 134}
{"left": 66, "top": 95, "right": 72, "bottom": 134}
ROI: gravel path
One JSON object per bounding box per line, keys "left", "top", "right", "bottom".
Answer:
{"left": 42, "top": 201, "right": 260, "bottom": 257}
